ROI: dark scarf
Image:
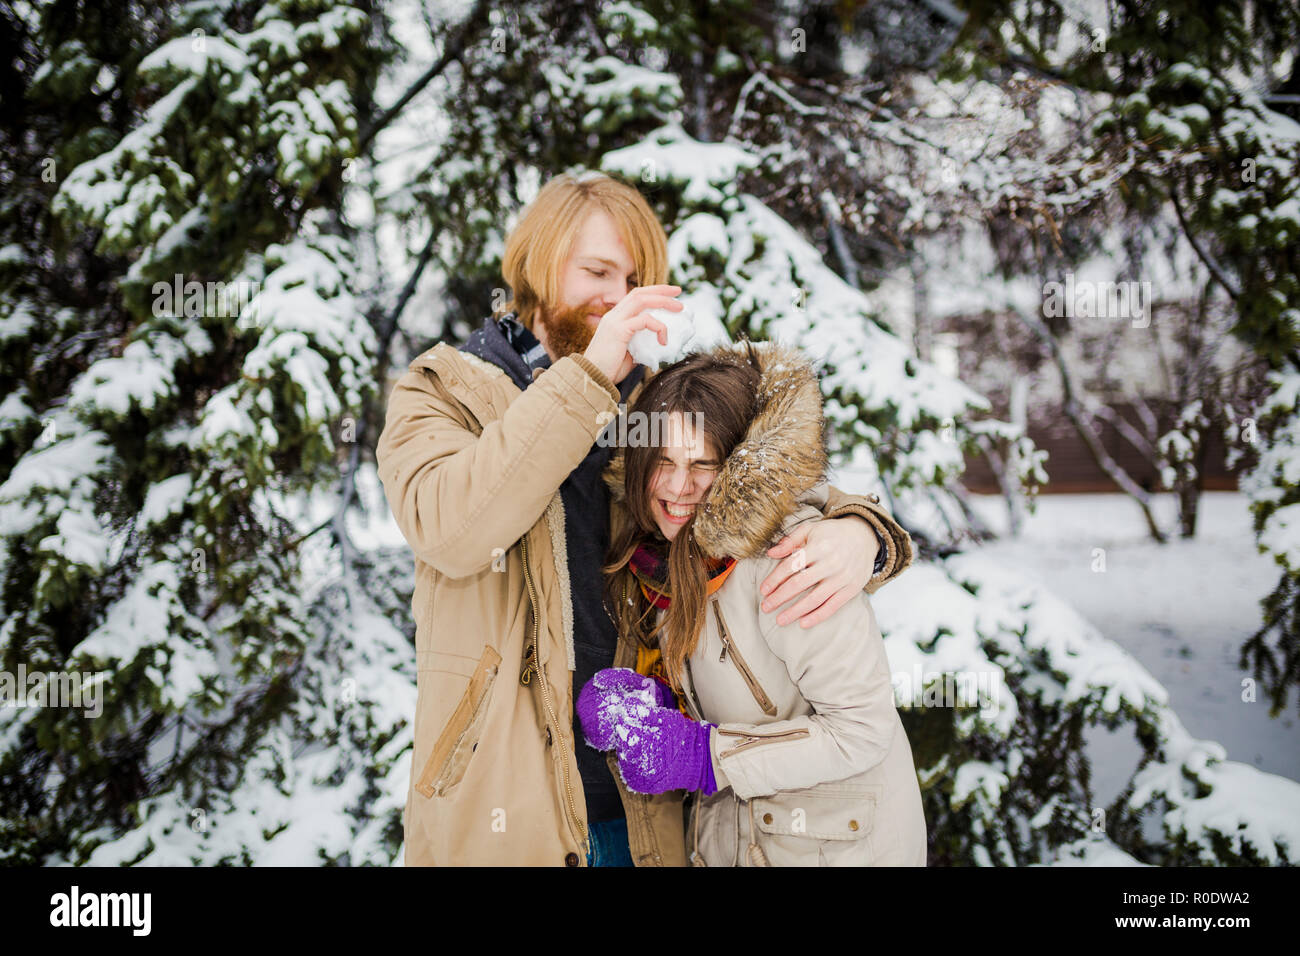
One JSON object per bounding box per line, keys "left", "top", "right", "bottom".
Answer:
{"left": 628, "top": 541, "right": 737, "bottom": 609}
{"left": 459, "top": 313, "right": 550, "bottom": 391}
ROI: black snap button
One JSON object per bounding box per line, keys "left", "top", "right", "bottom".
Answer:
{"left": 564, "top": 852, "right": 580, "bottom": 866}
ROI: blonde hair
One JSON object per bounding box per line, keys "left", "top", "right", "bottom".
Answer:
{"left": 498, "top": 170, "right": 670, "bottom": 330}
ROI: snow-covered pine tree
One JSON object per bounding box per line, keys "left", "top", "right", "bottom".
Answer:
{"left": 0, "top": 0, "right": 412, "bottom": 864}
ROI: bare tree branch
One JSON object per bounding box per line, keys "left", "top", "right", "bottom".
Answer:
{"left": 1016, "top": 307, "right": 1168, "bottom": 542}
{"left": 358, "top": 0, "right": 493, "bottom": 152}
{"left": 1130, "top": 393, "right": 1161, "bottom": 442}
{"left": 377, "top": 226, "right": 440, "bottom": 374}
{"left": 821, "top": 190, "right": 860, "bottom": 290}
{"left": 1090, "top": 403, "right": 1158, "bottom": 459}
{"left": 1170, "top": 185, "right": 1242, "bottom": 301}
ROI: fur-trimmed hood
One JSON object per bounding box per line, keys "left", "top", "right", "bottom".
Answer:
{"left": 603, "top": 340, "right": 827, "bottom": 559}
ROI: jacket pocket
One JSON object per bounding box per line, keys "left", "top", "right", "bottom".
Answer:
{"left": 414, "top": 645, "right": 502, "bottom": 798}
{"left": 749, "top": 784, "right": 879, "bottom": 866}
{"left": 712, "top": 602, "right": 777, "bottom": 716}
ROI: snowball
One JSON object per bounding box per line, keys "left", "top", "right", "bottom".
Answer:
{"left": 628, "top": 304, "right": 695, "bottom": 370}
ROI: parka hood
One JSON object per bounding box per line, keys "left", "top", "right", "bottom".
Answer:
{"left": 604, "top": 340, "right": 828, "bottom": 560}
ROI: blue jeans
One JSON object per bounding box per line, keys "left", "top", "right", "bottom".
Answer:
{"left": 586, "top": 816, "right": 634, "bottom": 867}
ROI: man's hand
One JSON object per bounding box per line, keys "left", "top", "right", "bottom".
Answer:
{"left": 583, "top": 285, "right": 681, "bottom": 384}
{"left": 760, "top": 516, "right": 879, "bottom": 628}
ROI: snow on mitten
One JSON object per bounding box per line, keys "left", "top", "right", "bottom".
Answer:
{"left": 613, "top": 704, "right": 718, "bottom": 796}
{"left": 576, "top": 667, "right": 663, "bottom": 751}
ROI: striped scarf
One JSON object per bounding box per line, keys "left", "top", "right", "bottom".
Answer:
{"left": 628, "top": 541, "right": 735, "bottom": 721}
{"left": 628, "top": 541, "right": 736, "bottom": 610}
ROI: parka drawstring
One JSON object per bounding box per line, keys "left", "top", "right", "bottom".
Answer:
{"left": 747, "top": 799, "right": 770, "bottom": 867}
{"left": 690, "top": 793, "right": 706, "bottom": 866}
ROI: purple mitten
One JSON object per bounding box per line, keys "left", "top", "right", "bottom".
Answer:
{"left": 614, "top": 704, "right": 718, "bottom": 796}
{"left": 576, "top": 667, "right": 664, "bottom": 751}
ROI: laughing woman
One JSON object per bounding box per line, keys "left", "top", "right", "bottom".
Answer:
{"left": 577, "top": 341, "right": 927, "bottom": 866}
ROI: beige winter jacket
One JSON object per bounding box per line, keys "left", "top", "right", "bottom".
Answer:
{"left": 376, "top": 339, "right": 915, "bottom": 866}
{"left": 606, "top": 341, "right": 927, "bottom": 866}
{"left": 682, "top": 500, "right": 928, "bottom": 866}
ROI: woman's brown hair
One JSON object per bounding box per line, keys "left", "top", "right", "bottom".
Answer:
{"left": 604, "top": 344, "right": 763, "bottom": 690}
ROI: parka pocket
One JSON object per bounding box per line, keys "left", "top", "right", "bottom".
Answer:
{"left": 414, "top": 645, "right": 502, "bottom": 798}
{"left": 749, "top": 784, "right": 880, "bottom": 866}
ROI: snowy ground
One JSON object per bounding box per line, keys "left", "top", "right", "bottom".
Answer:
{"left": 963, "top": 490, "right": 1299, "bottom": 808}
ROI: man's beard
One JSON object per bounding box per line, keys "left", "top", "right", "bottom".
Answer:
{"left": 538, "top": 301, "right": 599, "bottom": 359}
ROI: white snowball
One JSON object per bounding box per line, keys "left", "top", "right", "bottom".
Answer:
{"left": 627, "top": 304, "right": 696, "bottom": 370}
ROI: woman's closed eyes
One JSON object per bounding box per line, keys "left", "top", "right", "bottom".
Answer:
{"left": 658, "top": 459, "right": 718, "bottom": 473}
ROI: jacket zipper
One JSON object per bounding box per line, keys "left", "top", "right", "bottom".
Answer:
{"left": 711, "top": 602, "right": 778, "bottom": 716}
{"left": 715, "top": 726, "right": 811, "bottom": 757}
{"left": 682, "top": 656, "right": 707, "bottom": 723}
{"left": 519, "top": 534, "right": 588, "bottom": 855}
